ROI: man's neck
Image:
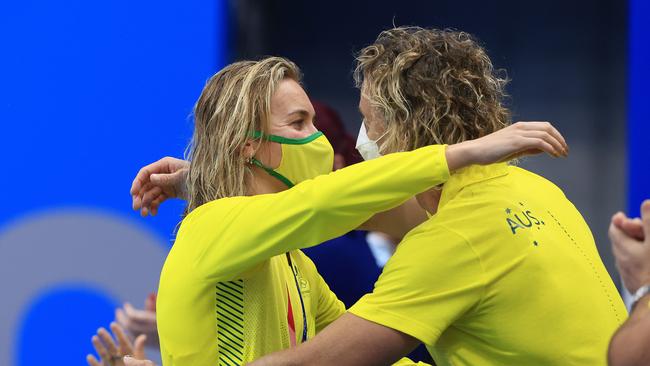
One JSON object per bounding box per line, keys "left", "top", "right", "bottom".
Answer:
{"left": 415, "top": 188, "right": 442, "bottom": 215}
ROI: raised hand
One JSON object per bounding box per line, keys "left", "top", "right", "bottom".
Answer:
{"left": 115, "top": 295, "right": 159, "bottom": 348}
{"left": 123, "top": 356, "right": 156, "bottom": 366}
{"left": 610, "top": 200, "right": 650, "bottom": 294}
{"left": 131, "top": 157, "right": 189, "bottom": 217}
{"left": 445, "top": 121, "right": 568, "bottom": 172}
{"left": 87, "top": 322, "right": 146, "bottom": 366}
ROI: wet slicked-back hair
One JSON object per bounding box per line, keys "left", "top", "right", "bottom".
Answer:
{"left": 186, "top": 57, "right": 301, "bottom": 212}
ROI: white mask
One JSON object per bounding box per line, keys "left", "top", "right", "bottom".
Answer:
{"left": 355, "top": 123, "right": 382, "bottom": 161}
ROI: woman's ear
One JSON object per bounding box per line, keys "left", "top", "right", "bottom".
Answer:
{"left": 242, "top": 139, "right": 257, "bottom": 160}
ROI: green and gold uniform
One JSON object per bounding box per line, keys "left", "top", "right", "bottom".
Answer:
{"left": 350, "top": 163, "right": 626, "bottom": 366}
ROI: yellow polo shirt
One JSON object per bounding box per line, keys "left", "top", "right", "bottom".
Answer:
{"left": 156, "top": 145, "right": 449, "bottom": 365}
{"left": 350, "top": 163, "right": 626, "bottom": 366}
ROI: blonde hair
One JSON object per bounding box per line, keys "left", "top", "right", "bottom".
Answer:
{"left": 185, "top": 57, "right": 301, "bottom": 212}
{"left": 354, "top": 27, "right": 511, "bottom": 154}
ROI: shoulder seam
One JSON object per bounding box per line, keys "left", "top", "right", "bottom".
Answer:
{"left": 430, "top": 222, "right": 489, "bottom": 311}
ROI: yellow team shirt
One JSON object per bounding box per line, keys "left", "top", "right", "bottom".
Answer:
{"left": 156, "top": 145, "right": 450, "bottom": 365}
{"left": 350, "top": 163, "right": 626, "bottom": 366}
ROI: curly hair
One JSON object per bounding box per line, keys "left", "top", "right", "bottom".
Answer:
{"left": 354, "top": 27, "right": 511, "bottom": 153}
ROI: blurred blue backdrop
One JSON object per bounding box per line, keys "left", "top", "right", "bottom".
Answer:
{"left": 0, "top": 0, "right": 226, "bottom": 364}
{"left": 629, "top": 0, "right": 650, "bottom": 217}
{"left": 0, "top": 0, "right": 648, "bottom": 365}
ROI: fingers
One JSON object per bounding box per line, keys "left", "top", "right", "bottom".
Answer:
{"left": 621, "top": 218, "right": 645, "bottom": 241}
{"left": 134, "top": 181, "right": 155, "bottom": 211}
{"left": 613, "top": 210, "right": 645, "bottom": 241}
{"left": 132, "top": 157, "right": 188, "bottom": 215}
{"left": 116, "top": 307, "right": 128, "bottom": 325}
{"left": 131, "top": 156, "right": 178, "bottom": 207}
{"left": 124, "top": 356, "right": 156, "bottom": 366}
{"left": 612, "top": 212, "right": 628, "bottom": 228}
{"left": 119, "top": 303, "right": 157, "bottom": 335}
{"left": 133, "top": 181, "right": 155, "bottom": 212}
{"left": 136, "top": 185, "right": 163, "bottom": 217}
{"left": 117, "top": 309, "right": 154, "bottom": 334}
{"left": 609, "top": 222, "right": 626, "bottom": 251}
{"left": 130, "top": 167, "right": 151, "bottom": 197}
{"left": 145, "top": 293, "right": 157, "bottom": 311}
{"left": 111, "top": 322, "right": 134, "bottom": 356}
{"left": 97, "top": 327, "right": 119, "bottom": 356}
{"left": 609, "top": 222, "right": 640, "bottom": 261}
{"left": 133, "top": 334, "right": 148, "bottom": 359}
{"left": 520, "top": 130, "right": 566, "bottom": 158}
{"left": 136, "top": 181, "right": 173, "bottom": 217}
{"left": 131, "top": 159, "right": 169, "bottom": 197}
{"left": 515, "top": 136, "right": 558, "bottom": 157}
{"left": 141, "top": 186, "right": 163, "bottom": 212}
{"left": 124, "top": 303, "right": 157, "bottom": 323}
{"left": 91, "top": 335, "right": 111, "bottom": 362}
{"left": 609, "top": 224, "right": 634, "bottom": 271}
{"left": 544, "top": 123, "right": 568, "bottom": 153}
{"left": 149, "top": 194, "right": 168, "bottom": 217}
{"left": 515, "top": 121, "right": 568, "bottom": 154}
{"left": 150, "top": 169, "right": 184, "bottom": 187}
{"left": 86, "top": 354, "right": 102, "bottom": 366}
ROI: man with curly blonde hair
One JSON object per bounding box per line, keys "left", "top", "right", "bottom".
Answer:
{"left": 251, "top": 27, "right": 624, "bottom": 366}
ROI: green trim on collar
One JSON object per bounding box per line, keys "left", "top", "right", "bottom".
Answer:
{"left": 250, "top": 131, "right": 323, "bottom": 145}
{"left": 250, "top": 158, "right": 295, "bottom": 188}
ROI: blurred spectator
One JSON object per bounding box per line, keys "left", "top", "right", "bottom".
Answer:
{"left": 608, "top": 199, "right": 650, "bottom": 366}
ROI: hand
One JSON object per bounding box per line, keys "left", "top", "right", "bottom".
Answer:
{"left": 123, "top": 356, "right": 156, "bottom": 366}
{"left": 87, "top": 322, "right": 146, "bottom": 366}
{"left": 445, "top": 121, "right": 568, "bottom": 171}
{"left": 610, "top": 200, "right": 650, "bottom": 294}
{"left": 131, "top": 157, "right": 189, "bottom": 217}
{"left": 612, "top": 212, "right": 645, "bottom": 241}
{"left": 116, "top": 296, "right": 159, "bottom": 348}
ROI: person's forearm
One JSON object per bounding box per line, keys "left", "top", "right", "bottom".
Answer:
{"left": 247, "top": 348, "right": 305, "bottom": 366}
{"left": 445, "top": 140, "right": 475, "bottom": 173}
{"left": 192, "top": 145, "right": 451, "bottom": 282}
{"left": 608, "top": 294, "right": 650, "bottom": 366}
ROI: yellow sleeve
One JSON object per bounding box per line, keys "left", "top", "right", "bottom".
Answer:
{"left": 348, "top": 223, "right": 485, "bottom": 346}
{"left": 314, "top": 272, "right": 346, "bottom": 334}
{"left": 180, "top": 145, "right": 449, "bottom": 282}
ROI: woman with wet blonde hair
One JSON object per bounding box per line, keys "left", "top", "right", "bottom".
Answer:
{"left": 185, "top": 58, "right": 301, "bottom": 210}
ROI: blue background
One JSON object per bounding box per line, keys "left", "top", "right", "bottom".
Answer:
{"left": 0, "top": 0, "right": 647, "bottom": 364}
{"left": 628, "top": 0, "right": 650, "bottom": 217}
{"left": 0, "top": 0, "right": 226, "bottom": 363}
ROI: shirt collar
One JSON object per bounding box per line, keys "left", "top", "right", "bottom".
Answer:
{"left": 438, "top": 162, "right": 510, "bottom": 209}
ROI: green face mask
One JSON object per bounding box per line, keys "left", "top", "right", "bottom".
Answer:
{"left": 250, "top": 131, "right": 334, "bottom": 188}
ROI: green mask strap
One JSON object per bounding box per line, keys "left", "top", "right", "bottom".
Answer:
{"left": 249, "top": 157, "right": 295, "bottom": 188}
{"left": 250, "top": 131, "right": 323, "bottom": 145}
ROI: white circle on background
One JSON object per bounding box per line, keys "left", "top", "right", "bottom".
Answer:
{"left": 0, "top": 209, "right": 169, "bottom": 365}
